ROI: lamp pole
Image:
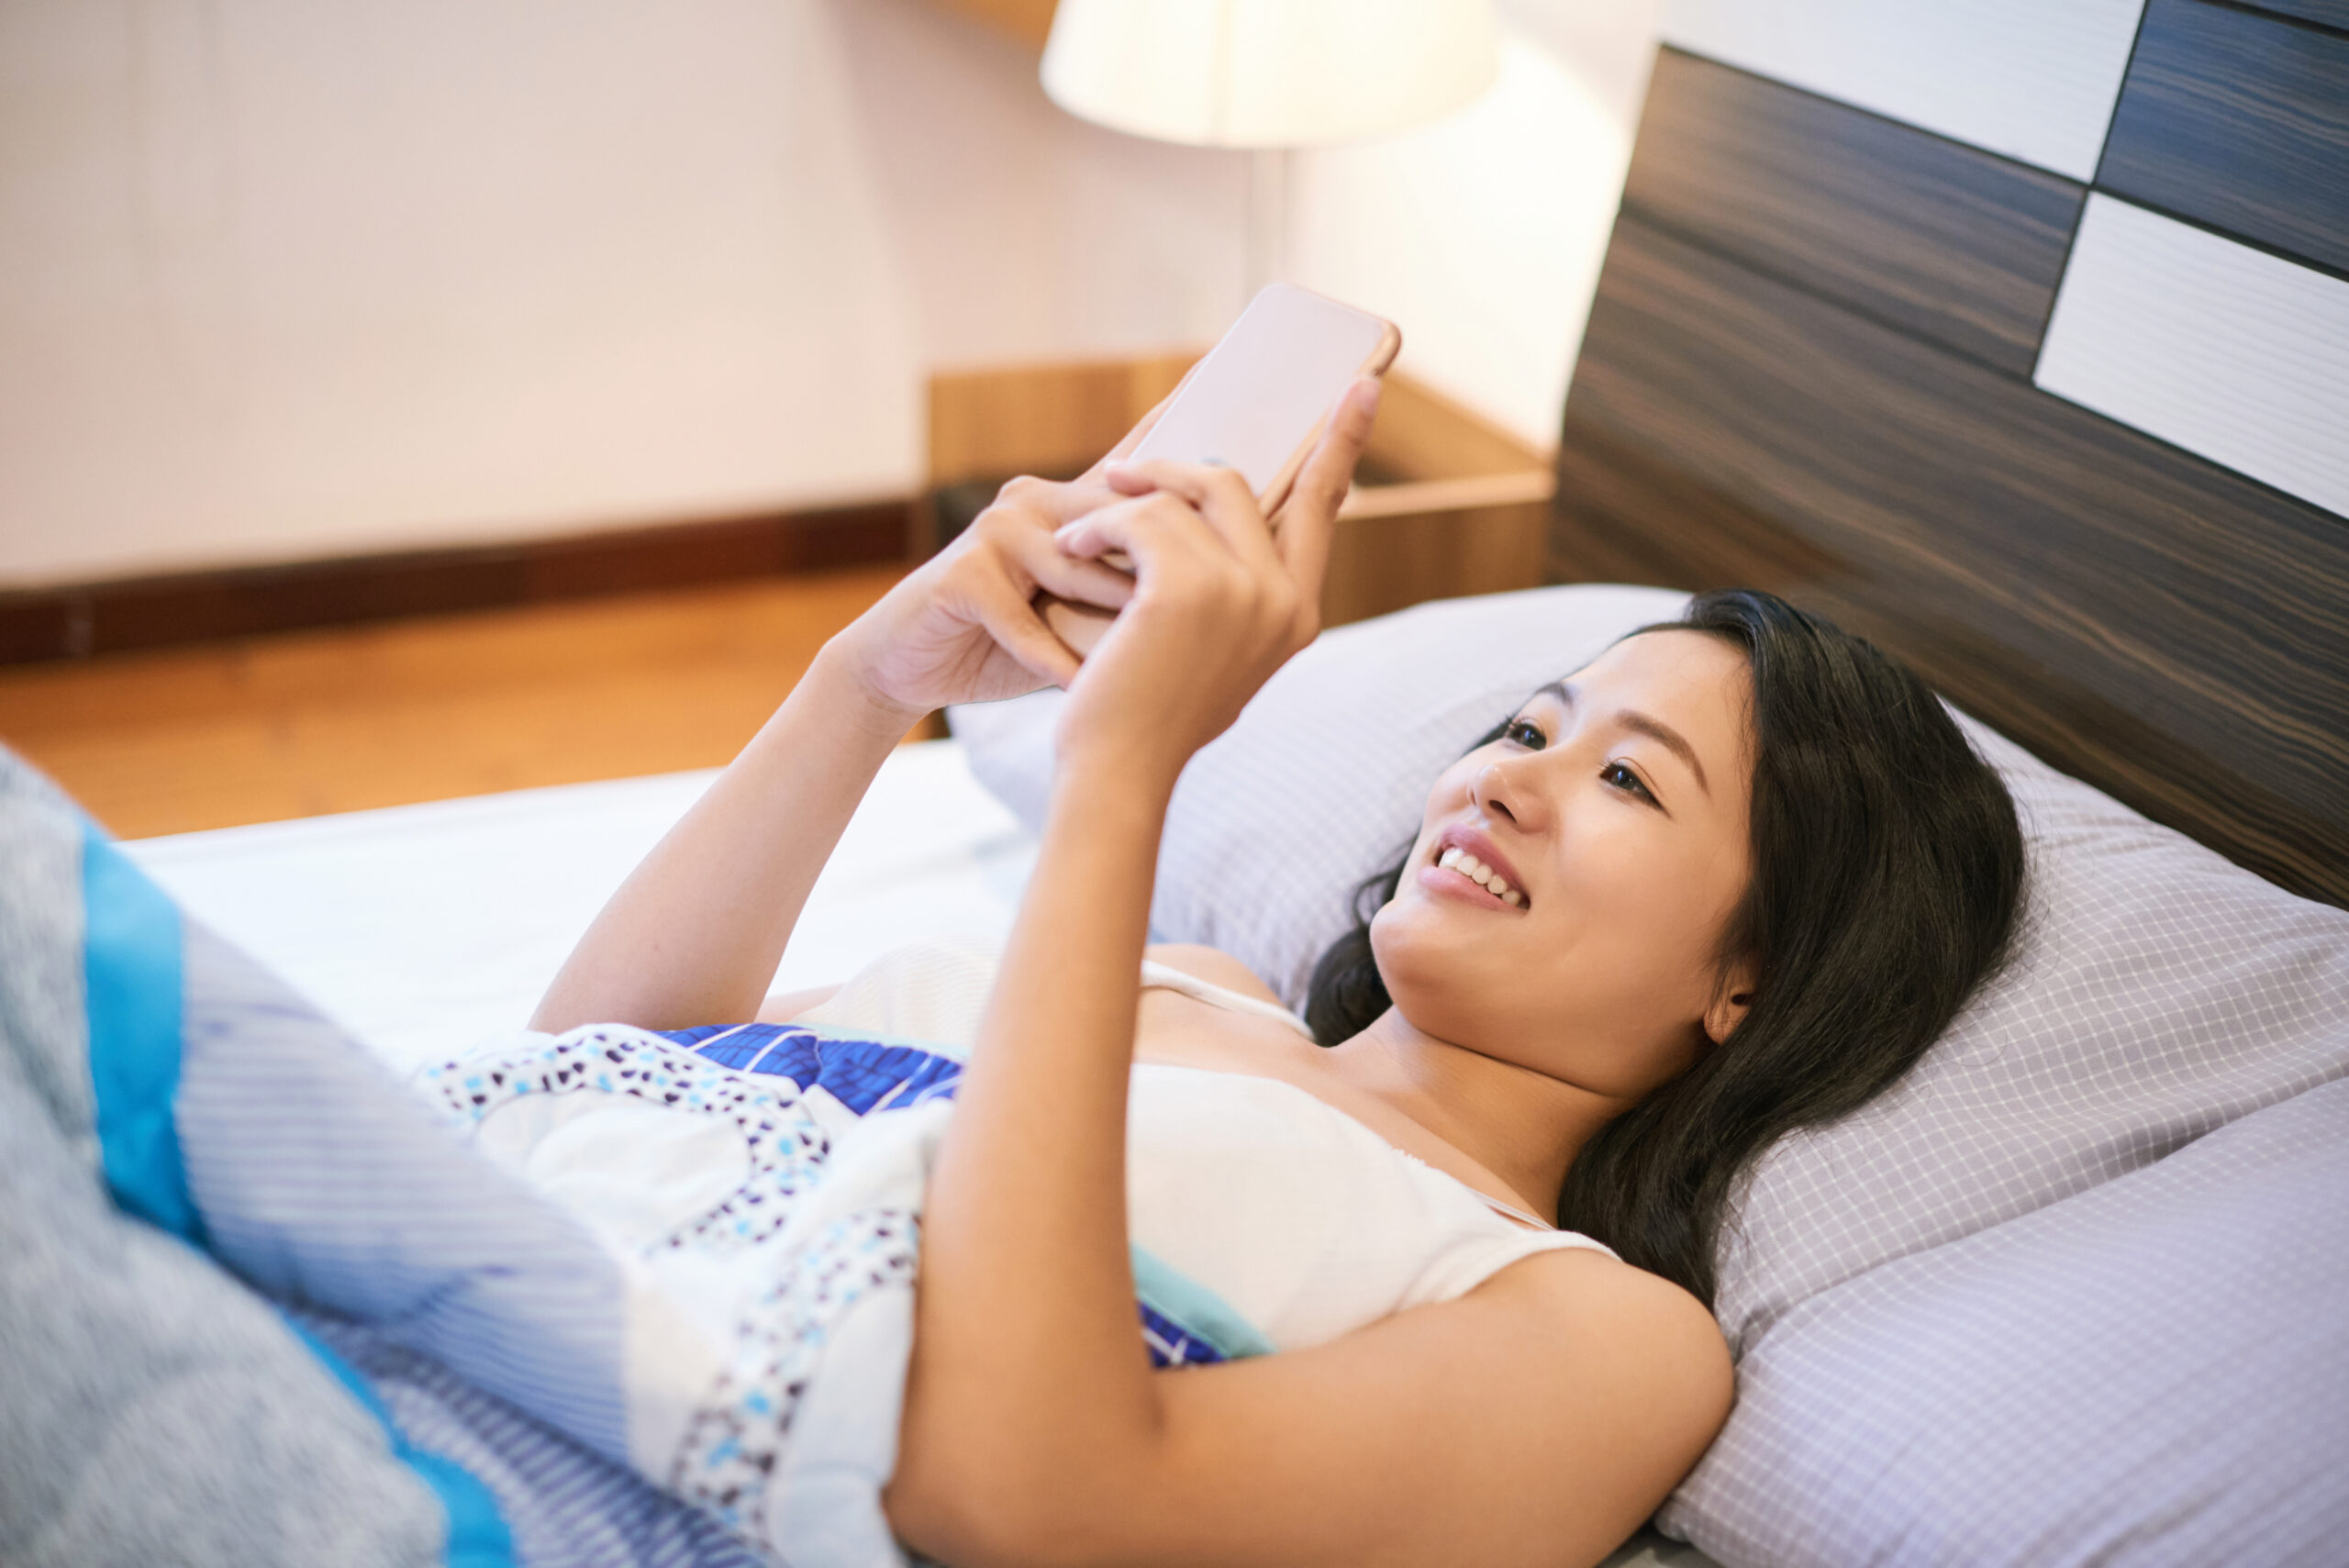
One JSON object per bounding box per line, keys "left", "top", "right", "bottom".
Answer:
{"left": 1246, "top": 146, "right": 1291, "bottom": 297}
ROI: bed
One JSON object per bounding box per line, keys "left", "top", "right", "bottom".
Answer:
{"left": 122, "top": 743, "right": 1038, "bottom": 1081}
{"left": 9, "top": 3, "right": 2347, "bottom": 1563}
{"left": 61, "top": 578, "right": 2348, "bottom": 1568}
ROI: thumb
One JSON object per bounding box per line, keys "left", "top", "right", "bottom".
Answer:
{"left": 1275, "top": 376, "right": 1382, "bottom": 595}
{"left": 971, "top": 573, "right": 1081, "bottom": 689}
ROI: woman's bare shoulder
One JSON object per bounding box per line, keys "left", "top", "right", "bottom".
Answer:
{"left": 1489, "top": 1246, "right": 1733, "bottom": 1420}
{"left": 1143, "top": 943, "right": 1284, "bottom": 1007}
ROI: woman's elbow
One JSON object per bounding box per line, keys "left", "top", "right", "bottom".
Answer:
{"left": 889, "top": 1398, "right": 1163, "bottom": 1568}
{"left": 886, "top": 1461, "right": 1136, "bottom": 1568}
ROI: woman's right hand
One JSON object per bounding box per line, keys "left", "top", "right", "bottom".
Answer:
{"left": 822, "top": 390, "right": 1195, "bottom": 722}
{"left": 822, "top": 474, "right": 1141, "bottom": 724}
{"left": 1047, "top": 376, "right": 1380, "bottom": 789}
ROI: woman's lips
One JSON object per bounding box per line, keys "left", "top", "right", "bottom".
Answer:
{"left": 1417, "top": 833, "right": 1530, "bottom": 910}
{"left": 1413, "top": 862, "right": 1527, "bottom": 911}
{"left": 1431, "top": 827, "right": 1529, "bottom": 908}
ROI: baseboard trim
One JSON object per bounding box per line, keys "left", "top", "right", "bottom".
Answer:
{"left": 0, "top": 499, "right": 914, "bottom": 665}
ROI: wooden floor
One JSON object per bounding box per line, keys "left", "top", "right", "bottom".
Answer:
{"left": 0, "top": 562, "right": 925, "bottom": 840}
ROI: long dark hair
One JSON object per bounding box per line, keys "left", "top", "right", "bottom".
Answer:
{"left": 1303, "top": 589, "right": 2027, "bottom": 1307}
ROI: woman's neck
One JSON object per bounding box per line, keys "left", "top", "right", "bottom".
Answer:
{"left": 1323, "top": 1007, "right": 1630, "bottom": 1223}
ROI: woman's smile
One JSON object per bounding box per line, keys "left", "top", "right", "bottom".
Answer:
{"left": 1424, "top": 825, "right": 1531, "bottom": 909}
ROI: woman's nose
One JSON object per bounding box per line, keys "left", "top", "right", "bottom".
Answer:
{"left": 1472, "top": 760, "right": 1525, "bottom": 827}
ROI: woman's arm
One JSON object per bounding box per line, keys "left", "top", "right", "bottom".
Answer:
{"left": 890, "top": 382, "right": 1386, "bottom": 1552}
{"left": 1131, "top": 1251, "right": 1731, "bottom": 1568}
{"left": 529, "top": 653, "right": 916, "bottom": 1032}
{"left": 529, "top": 467, "right": 1147, "bottom": 1034}
{"left": 889, "top": 378, "right": 1733, "bottom": 1566}
{"left": 897, "top": 1246, "right": 1731, "bottom": 1568}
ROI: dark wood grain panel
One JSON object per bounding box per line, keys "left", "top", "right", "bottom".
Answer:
{"left": 1620, "top": 49, "right": 2084, "bottom": 377}
{"left": 2099, "top": 0, "right": 2349, "bottom": 278}
{"left": 2233, "top": 0, "right": 2349, "bottom": 35}
{"left": 0, "top": 500, "right": 911, "bottom": 664}
{"left": 1549, "top": 214, "right": 2349, "bottom": 906}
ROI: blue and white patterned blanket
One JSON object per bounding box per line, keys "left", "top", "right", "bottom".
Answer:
{"left": 164, "top": 952, "right": 1009, "bottom": 1567}
{"left": 3, "top": 714, "right": 1262, "bottom": 1568}
{"left": 403, "top": 1021, "right": 967, "bottom": 1560}
{"left": 6, "top": 731, "right": 945, "bottom": 1564}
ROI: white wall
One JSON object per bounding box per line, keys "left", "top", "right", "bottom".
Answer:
{"left": 1, "top": 0, "right": 935, "bottom": 586}
{"left": 831, "top": 0, "right": 1253, "bottom": 373}
{"left": 1293, "top": 0, "right": 1660, "bottom": 454}
{"left": 0, "top": 0, "right": 1657, "bottom": 587}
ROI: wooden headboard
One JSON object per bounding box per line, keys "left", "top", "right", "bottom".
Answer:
{"left": 1549, "top": 6, "right": 2349, "bottom": 908}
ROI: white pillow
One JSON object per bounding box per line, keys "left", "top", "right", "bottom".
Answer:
{"left": 950, "top": 584, "right": 2349, "bottom": 1351}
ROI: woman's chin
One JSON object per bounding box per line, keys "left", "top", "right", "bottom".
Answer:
{"left": 1371, "top": 896, "right": 1506, "bottom": 986}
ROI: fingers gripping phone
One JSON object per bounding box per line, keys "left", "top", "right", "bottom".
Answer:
{"left": 1041, "top": 284, "right": 1401, "bottom": 657}
{"left": 1130, "top": 284, "right": 1401, "bottom": 516}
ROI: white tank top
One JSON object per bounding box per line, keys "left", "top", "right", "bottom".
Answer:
{"left": 789, "top": 939, "right": 1618, "bottom": 1360}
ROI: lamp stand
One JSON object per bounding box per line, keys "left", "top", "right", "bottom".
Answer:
{"left": 1245, "top": 145, "right": 1291, "bottom": 297}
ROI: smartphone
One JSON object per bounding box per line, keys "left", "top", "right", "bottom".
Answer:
{"left": 1130, "top": 284, "right": 1402, "bottom": 515}
{"left": 1041, "top": 285, "right": 1400, "bottom": 657}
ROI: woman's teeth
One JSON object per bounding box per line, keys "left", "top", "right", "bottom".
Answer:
{"left": 1436, "top": 846, "right": 1525, "bottom": 907}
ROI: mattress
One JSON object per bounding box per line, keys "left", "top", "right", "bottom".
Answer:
{"left": 126, "top": 739, "right": 1038, "bottom": 1076}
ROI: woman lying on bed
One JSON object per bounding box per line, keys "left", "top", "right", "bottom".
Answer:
{"left": 530, "top": 379, "right": 2025, "bottom": 1568}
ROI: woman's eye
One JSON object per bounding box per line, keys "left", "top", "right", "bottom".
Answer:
{"left": 1503, "top": 718, "right": 1546, "bottom": 749}
{"left": 1602, "top": 761, "right": 1655, "bottom": 803}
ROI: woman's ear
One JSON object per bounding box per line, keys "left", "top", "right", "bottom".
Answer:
{"left": 1703, "top": 959, "right": 1760, "bottom": 1048}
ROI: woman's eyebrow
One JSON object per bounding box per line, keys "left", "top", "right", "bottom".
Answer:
{"left": 1538, "top": 681, "right": 1712, "bottom": 798}
{"left": 1620, "top": 713, "right": 1711, "bottom": 797}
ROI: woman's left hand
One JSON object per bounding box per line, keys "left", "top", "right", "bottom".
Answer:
{"left": 1049, "top": 377, "right": 1380, "bottom": 787}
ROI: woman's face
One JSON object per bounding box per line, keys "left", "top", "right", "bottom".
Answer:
{"left": 1369, "top": 628, "right": 1757, "bottom": 1101}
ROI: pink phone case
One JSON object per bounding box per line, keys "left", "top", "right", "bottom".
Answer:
{"left": 1128, "top": 284, "right": 1401, "bottom": 516}
{"left": 1041, "top": 285, "right": 1400, "bottom": 659}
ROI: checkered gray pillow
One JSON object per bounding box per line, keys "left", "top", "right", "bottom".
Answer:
{"left": 1664, "top": 1074, "right": 2349, "bottom": 1565}
{"left": 952, "top": 584, "right": 2349, "bottom": 1339}
{"left": 1706, "top": 715, "right": 2349, "bottom": 1353}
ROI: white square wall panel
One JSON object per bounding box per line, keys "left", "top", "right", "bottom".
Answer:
{"left": 1660, "top": 0, "right": 2143, "bottom": 180}
{"left": 2037, "top": 195, "right": 2349, "bottom": 521}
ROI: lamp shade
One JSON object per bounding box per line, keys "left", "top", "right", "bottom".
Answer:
{"left": 1041, "top": 0, "right": 1500, "bottom": 149}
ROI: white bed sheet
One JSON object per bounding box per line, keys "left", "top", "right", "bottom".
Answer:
{"left": 126, "top": 739, "right": 1037, "bottom": 1076}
